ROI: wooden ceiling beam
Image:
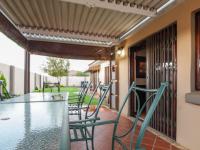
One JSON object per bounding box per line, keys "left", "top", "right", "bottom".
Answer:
{"left": 0, "top": 10, "right": 112, "bottom": 60}
{"left": 28, "top": 40, "right": 112, "bottom": 60}
{"left": 0, "top": 9, "right": 113, "bottom": 60}
{"left": 61, "top": 0, "right": 156, "bottom": 17}
{"left": 0, "top": 11, "right": 28, "bottom": 49}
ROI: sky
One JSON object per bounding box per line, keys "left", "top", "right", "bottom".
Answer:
{"left": 0, "top": 32, "right": 93, "bottom": 74}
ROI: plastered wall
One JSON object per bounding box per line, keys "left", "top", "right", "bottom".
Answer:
{"left": 117, "top": 0, "right": 200, "bottom": 149}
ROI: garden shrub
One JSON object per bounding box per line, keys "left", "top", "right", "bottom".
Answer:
{"left": 35, "top": 86, "right": 39, "bottom": 91}
{"left": 0, "top": 72, "right": 8, "bottom": 95}
{"left": 60, "top": 84, "right": 65, "bottom": 88}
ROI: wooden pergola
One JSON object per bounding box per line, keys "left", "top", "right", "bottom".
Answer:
{"left": 0, "top": 0, "right": 177, "bottom": 95}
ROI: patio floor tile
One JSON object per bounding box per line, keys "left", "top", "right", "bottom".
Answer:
{"left": 70, "top": 107, "right": 184, "bottom": 150}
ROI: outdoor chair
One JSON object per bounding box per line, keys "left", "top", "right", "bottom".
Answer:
{"left": 68, "top": 81, "right": 88, "bottom": 99}
{"left": 68, "top": 81, "right": 91, "bottom": 103}
{"left": 99, "top": 84, "right": 107, "bottom": 99}
{"left": 68, "top": 81, "right": 92, "bottom": 119}
{"left": 69, "top": 81, "right": 112, "bottom": 150}
{"left": 69, "top": 81, "right": 101, "bottom": 121}
{"left": 69, "top": 81, "right": 168, "bottom": 150}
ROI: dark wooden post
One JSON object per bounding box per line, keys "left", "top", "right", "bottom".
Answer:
{"left": 24, "top": 51, "right": 30, "bottom": 94}
{"left": 115, "top": 57, "right": 119, "bottom": 111}
{"left": 9, "top": 65, "right": 15, "bottom": 95}
{"left": 109, "top": 59, "right": 112, "bottom": 109}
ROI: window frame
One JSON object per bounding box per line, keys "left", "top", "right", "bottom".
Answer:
{"left": 195, "top": 11, "right": 200, "bottom": 90}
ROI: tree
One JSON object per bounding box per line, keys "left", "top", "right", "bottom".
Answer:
{"left": 42, "top": 57, "right": 70, "bottom": 83}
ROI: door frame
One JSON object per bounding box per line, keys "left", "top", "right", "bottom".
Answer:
{"left": 129, "top": 46, "right": 135, "bottom": 116}
{"left": 128, "top": 41, "right": 146, "bottom": 117}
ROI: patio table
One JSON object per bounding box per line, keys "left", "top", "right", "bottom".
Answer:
{"left": 0, "top": 93, "right": 71, "bottom": 150}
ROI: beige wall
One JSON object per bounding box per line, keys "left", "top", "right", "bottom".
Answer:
{"left": 0, "top": 62, "right": 53, "bottom": 94}
{"left": 99, "top": 61, "right": 110, "bottom": 84}
{"left": 117, "top": 0, "right": 200, "bottom": 149}
{"left": 13, "top": 67, "right": 24, "bottom": 95}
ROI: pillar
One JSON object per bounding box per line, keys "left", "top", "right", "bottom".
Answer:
{"left": 24, "top": 51, "right": 30, "bottom": 94}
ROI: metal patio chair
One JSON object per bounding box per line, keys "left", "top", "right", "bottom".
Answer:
{"left": 68, "top": 81, "right": 88, "bottom": 100}
{"left": 69, "top": 81, "right": 112, "bottom": 150}
{"left": 69, "top": 81, "right": 101, "bottom": 121}
{"left": 68, "top": 81, "right": 91, "bottom": 105}
{"left": 68, "top": 81, "right": 92, "bottom": 119}
{"left": 69, "top": 81, "right": 168, "bottom": 150}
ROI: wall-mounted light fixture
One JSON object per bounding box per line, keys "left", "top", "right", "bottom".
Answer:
{"left": 116, "top": 48, "right": 125, "bottom": 58}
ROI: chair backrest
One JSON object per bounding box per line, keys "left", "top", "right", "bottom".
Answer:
{"left": 78, "top": 81, "right": 89, "bottom": 98}
{"left": 85, "top": 82, "right": 112, "bottom": 120}
{"left": 78, "top": 81, "right": 92, "bottom": 104}
{"left": 81, "top": 81, "right": 87, "bottom": 88}
{"left": 84, "top": 81, "right": 101, "bottom": 119}
{"left": 112, "top": 82, "right": 168, "bottom": 150}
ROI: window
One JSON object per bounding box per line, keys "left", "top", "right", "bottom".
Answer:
{"left": 195, "top": 11, "right": 200, "bottom": 90}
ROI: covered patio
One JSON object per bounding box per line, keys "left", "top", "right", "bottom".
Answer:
{"left": 0, "top": 0, "right": 199, "bottom": 150}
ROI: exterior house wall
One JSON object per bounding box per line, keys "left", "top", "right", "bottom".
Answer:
{"left": 117, "top": 0, "right": 200, "bottom": 149}
{"left": 118, "top": 56, "right": 129, "bottom": 115}
{"left": 98, "top": 61, "right": 110, "bottom": 94}
{"left": 99, "top": 61, "right": 110, "bottom": 84}
{"left": 88, "top": 61, "right": 110, "bottom": 94}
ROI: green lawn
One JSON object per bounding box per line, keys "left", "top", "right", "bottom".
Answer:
{"left": 34, "top": 87, "right": 98, "bottom": 105}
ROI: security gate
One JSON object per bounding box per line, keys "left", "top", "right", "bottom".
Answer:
{"left": 146, "top": 23, "right": 177, "bottom": 140}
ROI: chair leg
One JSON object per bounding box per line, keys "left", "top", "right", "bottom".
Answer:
{"left": 111, "top": 139, "right": 115, "bottom": 150}
{"left": 91, "top": 127, "right": 95, "bottom": 150}
{"left": 85, "top": 128, "right": 89, "bottom": 150}
{"left": 91, "top": 139, "right": 94, "bottom": 150}
{"left": 86, "top": 139, "right": 89, "bottom": 150}
{"left": 78, "top": 110, "right": 82, "bottom": 120}
{"left": 111, "top": 134, "right": 117, "bottom": 150}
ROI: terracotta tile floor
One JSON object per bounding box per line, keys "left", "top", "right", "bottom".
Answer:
{"left": 70, "top": 107, "right": 184, "bottom": 150}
